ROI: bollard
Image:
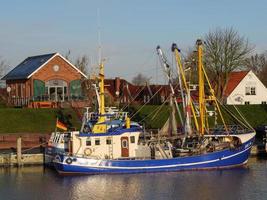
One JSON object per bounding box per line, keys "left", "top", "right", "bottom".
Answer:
{"left": 17, "top": 137, "right": 22, "bottom": 167}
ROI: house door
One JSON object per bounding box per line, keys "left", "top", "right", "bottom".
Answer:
{"left": 121, "top": 137, "right": 129, "bottom": 157}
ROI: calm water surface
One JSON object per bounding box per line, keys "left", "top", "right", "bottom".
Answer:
{"left": 0, "top": 157, "right": 267, "bottom": 200}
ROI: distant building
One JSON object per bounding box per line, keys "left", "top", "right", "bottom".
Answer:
{"left": 104, "top": 77, "right": 173, "bottom": 105}
{"left": 2, "top": 53, "right": 87, "bottom": 107}
{"left": 223, "top": 70, "right": 267, "bottom": 105}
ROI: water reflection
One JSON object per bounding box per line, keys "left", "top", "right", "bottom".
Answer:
{"left": 0, "top": 159, "right": 267, "bottom": 200}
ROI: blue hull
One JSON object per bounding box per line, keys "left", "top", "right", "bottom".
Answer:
{"left": 53, "top": 137, "right": 254, "bottom": 175}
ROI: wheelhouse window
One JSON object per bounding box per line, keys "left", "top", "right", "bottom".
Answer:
{"left": 245, "top": 101, "right": 250, "bottom": 105}
{"left": 95, "top": 138, "right": 100, "bottom": 145}
{"left": 106, "top": 138, "right": 112, "bottom": 145}
{"left": 130, "top": 136, "right": 135, "bottom": 143}
{"left": 86, "top": 138, "right": 91, "bottom": 146}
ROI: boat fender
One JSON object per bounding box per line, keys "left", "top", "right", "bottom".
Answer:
{"left": 84, "top": 148, "right": 92, "bottom": 156}
{"left": 65, "top": 157, "right": 72, "bottom": 165}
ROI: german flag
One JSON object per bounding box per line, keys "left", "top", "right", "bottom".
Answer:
{"left": 56, "top": 119, "right": 67, "bottom": 131}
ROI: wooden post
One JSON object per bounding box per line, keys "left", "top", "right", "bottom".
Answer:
{"left": 17, "top": 137, "right": 22, "bottom": 167}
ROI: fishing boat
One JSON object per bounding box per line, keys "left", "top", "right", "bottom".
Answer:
{"left": 46, "top": 40, "right": 255, "bottom": 175}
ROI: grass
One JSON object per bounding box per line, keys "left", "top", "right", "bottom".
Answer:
{"left": 0, "top": 108, "right": 81, "bottom": 133}
{"left": 1, "top": 104, "right": 267, "bottom": 133}
{"left": 130, "top": 105, "right": 172, "bottom": 129}
{"left": 222, "top": 105, "right": 267, "bottom": 128}
{"left": 130, "top": 104, "right": 267, "bottom": 129}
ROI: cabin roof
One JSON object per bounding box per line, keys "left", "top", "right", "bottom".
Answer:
{"left": 79, "top": 127, "right": 141, "bottom": 137}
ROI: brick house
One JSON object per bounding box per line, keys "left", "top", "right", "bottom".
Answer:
{"left": 104, "top": 77, "right": 173, "bottom": 105}
{"left": 2, "top": 53, "right": 87, "bottom": 106}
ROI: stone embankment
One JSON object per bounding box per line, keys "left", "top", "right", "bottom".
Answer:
{"left": 0, "top": 133, "right": 50, "bottom": 166}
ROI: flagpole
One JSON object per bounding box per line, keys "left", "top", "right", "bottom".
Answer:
{"left": 55, "top": 117, "right": 58, "bottom": 133}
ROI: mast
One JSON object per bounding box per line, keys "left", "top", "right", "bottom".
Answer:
{"left": 172, "top": 43, "right": 199, "bottom": 133}
{"left": 156, "top": 46, "right": 184, "bottom": 129}
{"left": 99, "top": 61, "right": 106, "bottom": 119}
{"left": 91, "top": 9, "right": 107, "bottom": 133}
{"left": 196, "top": 39, "right": 205, "bottom": 135}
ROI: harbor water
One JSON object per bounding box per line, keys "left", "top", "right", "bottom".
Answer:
{"left": 0, "top": 157, "right": 267, "bottom": 200}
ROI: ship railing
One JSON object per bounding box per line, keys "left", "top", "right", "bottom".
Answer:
{"left": 209, "top": 125, "right": 253, "bottom": 135}
{"left": 85, "top": 111, "right": 129, "bottom": 122}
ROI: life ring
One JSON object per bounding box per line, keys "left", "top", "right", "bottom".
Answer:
{"left": 84, "top": 148, "right": 92, "bottom": 156}
{"left": 65, "top": 157, "right": 72, "bottom": 165}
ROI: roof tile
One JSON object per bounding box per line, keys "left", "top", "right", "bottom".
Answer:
{"left": 224, "top": 71, "right": 249, "bottom": 96}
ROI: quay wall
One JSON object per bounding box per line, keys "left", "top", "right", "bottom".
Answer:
{"left": 0, "top": 153, "right": 43, "bottom": 166}
{"left": 0, "top": 133, "right": 50, "bottom": 150}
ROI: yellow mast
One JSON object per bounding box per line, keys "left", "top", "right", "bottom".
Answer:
{"left": 197, "top": 39, "right": 205, "bottom": 135}
{"left": 172, "top": 44, "right": 199, "bottom": 132}
{"left": 99, "top": 61, "right": 105, "bottom": 118}
{"left": 92, "top": 60, "right": 107, "bottom": 133}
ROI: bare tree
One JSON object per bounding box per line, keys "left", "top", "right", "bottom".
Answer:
{"left": 64, "top": 50, "right": 71, "bottom": 61}
{"left": 132, "top": 73, "right": 150, "bottom": 86}
{"left": 75, "top": 55, "right": 89, "bottom": 75}
{"left": 0, "top": 58, "right": 8, "bottom": 79}
{"left": 204, "top": 27, "right": 253, "bottom": 100}
{"left": 63, "top": 50, "right": 89, "bottom": 75}
{"left": 245, "top": 53, "right": 267, "bottom": 86}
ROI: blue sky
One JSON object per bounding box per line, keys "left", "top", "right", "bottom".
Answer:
{"left": 0, "top": 0, "right": 267, "bottom": 83}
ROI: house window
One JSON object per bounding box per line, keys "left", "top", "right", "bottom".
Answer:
{"left": 95, "top": 138, "right": 100, "bottom": 145}
{"left": 106, "top": 138, "right": 112, "bottom": 145}
{"left": 86, "top": 138, "right": 91, "bottom": 146}
{"left": 251, "top": 87, "right": 256, "bottom": 95}
{"left": 245, "top": 86, "right": 256, "bottom": 95}
{"left": 262, "top": 101, "right": 267, "bottom": 105}
{"left": 130, "top": 136, "right": 135, "bottom": 143}
{"left": 161, "top": 96, "right": 165, "bottom": 103}
{"left": 245, "top": 101, "right": 250, "bottom": 105}
{"left": 245, "top": 87, "right": 250, "bottom": 95}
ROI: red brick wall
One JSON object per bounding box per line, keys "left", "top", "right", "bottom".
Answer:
{"left": 32, "top": 55, "right": 82, "bottom": 82}
{"left": 7, "top": 55, "right": 83, "bottom": 99}
{"left": 6, "top": 80, "right": 27, "bottom": 98}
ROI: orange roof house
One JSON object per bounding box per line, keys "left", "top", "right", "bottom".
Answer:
{"left": 223, "top": 71, "right": 249, "bottom": 97}
{"left": 223, "top": 70, "right": 267, "bottom": 105}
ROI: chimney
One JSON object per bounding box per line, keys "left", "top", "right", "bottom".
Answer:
{"left": 115, "top": 77, "right": 120, "bottom": 96}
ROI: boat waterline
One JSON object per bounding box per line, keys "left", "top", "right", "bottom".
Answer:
{"left": 52, "top": 137, "right": 254, "bottom": 174}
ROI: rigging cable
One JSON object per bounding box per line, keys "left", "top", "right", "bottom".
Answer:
{"left": 130, "top": 86, "right": 163, "bottom": 119}
{"left": 138, "top": 93, "right": 171, "bottom": 124}
{"left": 120, "top": 85, "right": 146, "bottom": 111}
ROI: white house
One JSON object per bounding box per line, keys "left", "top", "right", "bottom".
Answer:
{"left": 224, "top": 70, "right": 267, "bottom": 105}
